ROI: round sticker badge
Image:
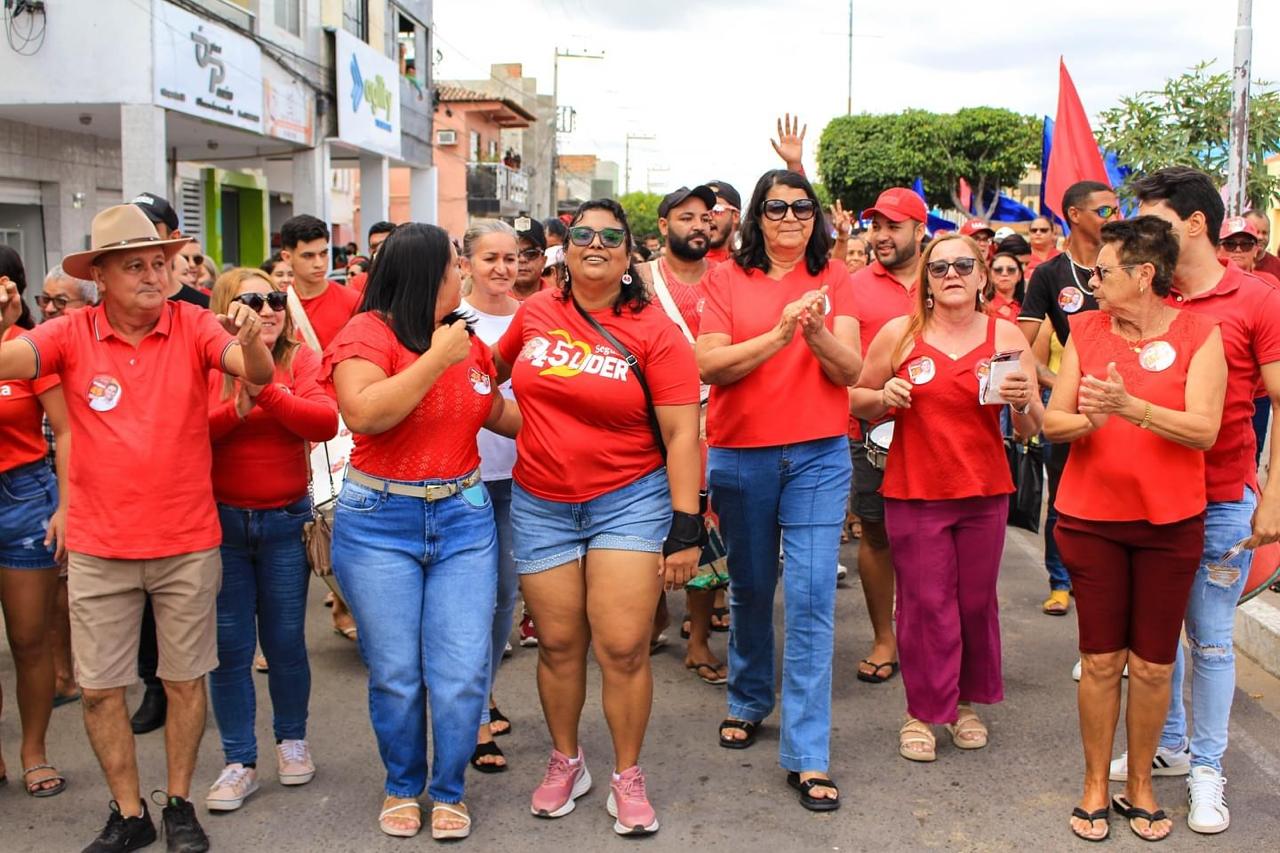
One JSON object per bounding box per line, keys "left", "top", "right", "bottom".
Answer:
{"left": 468, "top": 366, "right": 492, "bottom": 395}
{"left": 907, "top": 356, "right": 936, "bottom": 385}
{"left": 1058, "top": 286, "right": 1085, "bottom": 314}
{"left": 1138, "top": 341, "right": 1176, "bottom": 372}
{"left": 86, "top": 375, "right": 122, "bottom": 412}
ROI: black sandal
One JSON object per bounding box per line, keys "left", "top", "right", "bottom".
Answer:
{"left": 786, "top": 772, "right": 840, "bottom": 812}
{"left": 1112, "top": 796, "right": 1170, "bottom": 842}
{"left": 856, "top": 660, "right": 899, "bottom": 684}
{"left": 680, "top": 618, "right": 692, "bottom": 640}
{"left": 711, "top": 606, "right": 730, "bottom": 633}
{"left": 1070, "top": 806, "right": 1110, "bottom": 842}
{"left": 488, "top": 706, "right": 511, "bottom": 737}
{"left": 469, "top": 741, "right": 507, "bottom": 774}
{"left": 718, "top": 718, "right": 758, "bottom": 749}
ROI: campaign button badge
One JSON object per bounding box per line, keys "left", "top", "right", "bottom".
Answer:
{"left": 1058, "top": 286, "right": 1085, "bottom": 314}
{"left": 907, "top": 355, "right": 936, "bottom": 385}
{"left": 1139, "top": 341, "right": 1176, "bottom": 372}
{"left": 87, "top": 375, "right": 122, "bottom": 412}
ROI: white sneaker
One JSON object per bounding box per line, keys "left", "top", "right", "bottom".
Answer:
{"left": 1187, "top": 766, "right": 1229, "bottom": 833}
{"left": 276, "top": 739, "right": 316, "bottom": 786}
{"left": 836, "top": 563, "right": 849, "bottom": 581}
{"left": 206, "top": 763, "right": 259, "bottom": 811}
{"left": 1071, "top": 659, "right": 1129, "bottom": 681}
{"left": 1108, "top": 743, "right": 1191, "bottom": 782}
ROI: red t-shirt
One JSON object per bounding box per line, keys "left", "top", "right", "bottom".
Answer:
{"left": 700, "top": 260, "right": 855, "bottom": 448}
{"left": 322, "top": 312, "right": 496, "bottom": 481}
{"left": 850, "top": 261, "right": 916, "bottom": 357}
{"left": 209, "top": 346, "right": 339, "bottom": 508}
{"left": 704, "top": 246, "right": 731, "bottom": 267}
{"left": 881, "top": 316, "right": 1013, "bottom": 501}
{"left": 1253, "top": 269, "right": 1280, "bottom": 290}
{"left": 1056, "top": 310, "right": 1218, "bottom": 523}
{"left": 299, "top": 281, "right": 361, "bottom": 349}
{"left": 346, "top": 271, "right": 369, "bottom": 294}
{"left": 987, "top": 293, "right": 1021, "bottom": 321}
{"left": 1023, "top": 248, "right": 1060, "bottom": 278}
{"left": 1167, "top": 261, "right": 1280, "bottom": 502}
{"left": 20, "top": 303, "right": 237, "bottom": 558}
{"left": 1255, "top": 250, "right": 1280, "bottom": 281}
{"left": 653, "top": 259, "right": 707, "bottom": 337}
{"left": 497, "top": 290, "right": 699, "bottom": 502}
{"left": 0, "top": 326, "right": 59, "bottom": 472}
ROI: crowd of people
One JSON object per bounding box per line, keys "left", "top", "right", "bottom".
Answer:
{"left": 0, "top": 117, "right": 1278, "bottom": 851}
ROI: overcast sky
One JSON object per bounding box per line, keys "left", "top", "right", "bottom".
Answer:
{"left": 432, "top": 0, "right": 1279, "bottom": 200}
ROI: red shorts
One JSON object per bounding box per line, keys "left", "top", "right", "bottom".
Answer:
{"left": 1054, "top": 512, "right": 1204, "bottom": 664}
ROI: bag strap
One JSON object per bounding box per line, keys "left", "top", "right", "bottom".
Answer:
{"left": 570, "top": 296, "right": 666, "bottom": 459}
{"left": 648, "top": 260, "right": 694, "bottom": 345}
{"left": 287, "top": 286, "right": 322, "bottom": 354}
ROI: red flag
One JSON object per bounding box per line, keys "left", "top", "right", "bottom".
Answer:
{"left": 1045, "top": 58, "right": 1110, "bottom": 221}
{"left": 957, "top": 177, "right": 972, "bottom": 213}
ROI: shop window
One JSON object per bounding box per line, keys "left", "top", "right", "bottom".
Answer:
{"left": 342, "top": 0, "right": 368, "bottom": 41}
{"left": 275, "top": 0, "right": 301, "bottom": 36}
{"left": 397, "top": 12, "right": 424, "bottom": 84}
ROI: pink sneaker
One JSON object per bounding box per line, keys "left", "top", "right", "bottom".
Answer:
{"left": 530, "top": 748, "right": 591, "bottom": 818}
{"left": 607, "top": 765, "right": 659, "bottom": 835}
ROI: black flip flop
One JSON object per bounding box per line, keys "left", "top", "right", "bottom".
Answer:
{"left": 680, "top": 619, "right": 692, "bottom": 640}
{"left": 470, "top": 741, "right": 508, "bottom": 774}
{"left": 711, "top": 606, "right": 730, "bottom": 633}
{"left": 856, "top": 660, "right": 899, "bottom": 683}
{"left": 786, "top": 772, "right": 840, "bottom": 812}
{"left": 1070, "top": 806, "right": 1110, "bottom": 842}
{"left": 488, "top": 706, "right": 511, "bottom": 737}
{"left": 718, "top": 718, "right": 758, "bottom": 749}
{"left": 1112, "top": 796, "right": 1170, "bottom": 842}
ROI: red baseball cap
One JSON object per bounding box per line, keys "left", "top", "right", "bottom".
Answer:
{"left": 960, "top": 219, "right": 995, "bottom": 238}
{"left": 1220, "top": 216, "right": 1260, "bottom": 241}
{"left": 861, "top": 188, "right": 927, "bottom": 224}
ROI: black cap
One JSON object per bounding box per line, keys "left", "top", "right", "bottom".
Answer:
{"left": 130, "top": 192, "right": 180, "bottom": 233}
{"left": 658, "top": 185, "right": 717, "bottom": 218}
{"left": 705, "top": 180, "right": 741, "bottom": 211}
{"left": 514, "top": 215, "right": 546, "bottom": 250}
{"left": 997, "top": 234, "right": 1032, "bottom": 256}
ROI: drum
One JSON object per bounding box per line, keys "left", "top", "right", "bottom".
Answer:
{"left": 1240, "top": 540, "right": 1280, "bottom": 605}
{"left": 865, "top": 421, "right": 895, "bottom": 471}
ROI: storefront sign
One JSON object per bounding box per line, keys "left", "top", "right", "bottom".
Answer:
{"left": 263, "top": 58, "right": 315, "bottom": 146}
{"left": 334, "top": 29, "right": 401, "bottom": 158}
{"left": 153, "top": 2, "right": 263, "bottom": 133}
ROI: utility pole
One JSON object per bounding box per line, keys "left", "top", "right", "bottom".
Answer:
{"left": 646, "top": 166, "right": 670, "bottom": 194}
{"left": 847, "top": 0, "right": 853, "bottom": 114}
{"left": 550, "top": 47, "right": 604, "bottom": 216}
{"left": 625, "top": 133, "right": 655, "bottom": 194}
{"left": 1226, "top": 0, "right": 1252, "bottom": 215}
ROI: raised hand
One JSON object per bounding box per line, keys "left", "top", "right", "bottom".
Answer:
{"left": 771, "top": 113, "right": 807, "bottom": 169}
{"left": 218, "top": 300, "right": 263, "bottom": 346}
{"left": 0, "top": 276, "right": 23, "bottom": 330}
{"left": 830, "top": 200, "right": 852, "bottom": 237}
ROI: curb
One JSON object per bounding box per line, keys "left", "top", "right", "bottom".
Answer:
{"left": 1237, "top": 596, "right": 1280, "bottom": 678}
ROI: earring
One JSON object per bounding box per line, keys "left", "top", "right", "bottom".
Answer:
{"left": 977, "top": 291, "right": 985, "bottom": 303}
{"left": 925, "top": 294, "right": 935, "bottom": 308}
{"left": 621, "top": 272, "right": 633, "bottom": 285}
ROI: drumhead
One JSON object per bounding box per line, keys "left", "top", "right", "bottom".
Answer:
{"left": 1240, "top": 540, "right": 1280, "bottom": 605}
{"left": 868, "top": 421, "right": 895, "bottom": 447}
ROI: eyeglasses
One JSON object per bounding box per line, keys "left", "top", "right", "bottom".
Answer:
{"left": 925, "top": 258, "right": 978, "bottom": 278}
{"left": 1091, "top": 205, "right": 1120, "bottom": 220}
{"left": 1221, "top": 238, "right": 1258, "bottom": 252}
{"left": 567, "top": 226, "right": 626, "bottom": 249}
{"left": 233, "top": 291, "right": 289, "bottom": 312}
{"left": 518, "top": 248, "right": 544, "bottom": 262}
{"left": 761, "top": 199, "right": 818, "bottom": 221}
{"left": 711, "top": 204, "right": 738, "bottom": 215}
{"left": 991, "top": 265, "right": 1020, "bottom": 275}
{"left": 1091, "top": 263, "right": 1140, "bottom": 282}
{"left": 1028, "top": 226, "right": 1051, "bottom": 234}
{"left": 35, "top": 294, "right": 83, "bottom": 310}
{"left": 183, "top": 253, "right": 204, "bottom": 267}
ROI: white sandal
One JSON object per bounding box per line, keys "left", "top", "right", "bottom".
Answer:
{"left": 432, "top": 803, "right": 472, "bottom": 840}
{"left": 945, "top": 705, "right": 988, "bottom": 750}
{"left": 899, "top": 718, "right": 936, "bottom": 762}
{"left": 378, "top": 800, "right": 421, "bottom": 838}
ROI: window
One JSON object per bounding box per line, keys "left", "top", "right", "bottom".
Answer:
{"left": 342, "top": 0, "right": 367, "bottom": 41}
{"left": 488, "top": 140, "right": 498, "bottom": 160}
{"left": 187, "top": 0, "right": 253, "bottom": 29}
{"left": 469, "top": 131, "right": 481, "bottom": 162}
{"left": 397, "top": 13, "right": 419, "bottom": 82}
{"left": 274, "top": 0, "right": 301, "bottom": 35}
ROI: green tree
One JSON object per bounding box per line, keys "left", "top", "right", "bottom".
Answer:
{"left": 1097, "top": 61, "right": 1280, "bottom": 207}
{"left": 618, "top": 191, "right": 663, "bottom": 244}
{"left": 936, "top": 108, "right": 1041, "bottom": 218}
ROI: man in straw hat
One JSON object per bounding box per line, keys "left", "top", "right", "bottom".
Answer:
{"left": 0, "top": 203, "right": 274, "bottom": 853}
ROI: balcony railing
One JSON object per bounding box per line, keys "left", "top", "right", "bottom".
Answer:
{"left": 467, "top": 162, "right": 529, "bottom": 217}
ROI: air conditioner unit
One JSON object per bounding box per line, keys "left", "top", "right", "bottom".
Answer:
{"left": 436, "top": 129, "right": 458, "bottom": 145}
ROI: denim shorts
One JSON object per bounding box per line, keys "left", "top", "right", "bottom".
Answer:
{"left": 0, "top": 461, "right": 59, "bottom": 570}
{"left": 511, "top": 467, "right": 672, "bottom": 575}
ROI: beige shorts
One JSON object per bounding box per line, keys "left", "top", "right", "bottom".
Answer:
{"left": 67, "top": 548, "right": 221, "bottom": 689}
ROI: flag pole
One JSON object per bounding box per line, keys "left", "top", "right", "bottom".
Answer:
{"left": 1226, "top": 0, "right": 1253, "bottom": 215}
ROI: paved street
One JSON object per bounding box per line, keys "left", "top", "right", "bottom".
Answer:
{"left": 4, "top": 528, "right": 1280, "bottom": 852}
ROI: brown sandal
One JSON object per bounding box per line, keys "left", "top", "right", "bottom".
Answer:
{"left": 945, "top": 705, "right": 988, "bottom": 749}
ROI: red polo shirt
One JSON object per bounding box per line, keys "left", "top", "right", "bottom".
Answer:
{"left": 850, "top": 260, "right": 915, "bottom": 357}
{"left": 0, "top": 326, "right": 60, "bottom": 472}
{"left": 20, "top": 302, "right": 238, "bottom": 559}
{"left": 1166, "top": 261, "right": 1280, "bottom": 503}
{"left": 299, "top": 281, "right": 361, "bottom": 349}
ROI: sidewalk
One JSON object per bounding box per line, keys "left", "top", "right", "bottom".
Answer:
{"left": 1238, "top": 594, "right": 1280, "bottom": 677}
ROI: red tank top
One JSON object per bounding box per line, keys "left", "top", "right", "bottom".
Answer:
{"left": 881, "top": 316, "right": 1014, "bottom": 500}
{"left": 1056, "top": 310, "right": 1216, "bottom": 524}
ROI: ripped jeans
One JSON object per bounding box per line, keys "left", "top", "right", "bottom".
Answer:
{"left": 1160, "top": 488, "right": 1256, "bottom": 772}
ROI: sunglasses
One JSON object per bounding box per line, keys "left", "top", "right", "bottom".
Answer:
{"left": 567, "top": 226, "right": 626, "bottom": 249}
{"left": 711, "top": 204, "right": 738, "bottom": 215}
{"left": 991, "top": 265, "right": 1020, "bottom": 275}
{"left": 233, "top": 291, "right": 289, "bottom": 312}
{"left": 1090, "top": 205, "right": 1120, "bottom": 219}
{"left": 1091, "top": 263, "right": 1140, "bottom": 282}
{"left": 35, "top": 294, "right": 83, "bottom": 310}
{"left": 184, "top": 253, "right": 204, "bottom": 267}
{"left": 1221, "top": 238, "right": 1258, "bottom": 252}
{"left": 1028, "top": 226, "right": 1051, "bottom": 234}
{"left": 761, "top": 199, "right": 818, "bottom": 221}
{"left": 925, "top": 258, "right": 977, "bottom": 278}
{"left": 518, "top": 248, "right": 544, "bottom": 262}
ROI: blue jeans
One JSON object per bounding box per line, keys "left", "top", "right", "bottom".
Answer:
{"left": 332, "top": 472, "right": 497, "bottom": 803}
{"left": 0, "top": 461, "right": 58, "bottom": 570}
{"left": 1160, "top": 488, "right": 1256, "bottom": 772}
{"left": 708, "top": 436, "right": 851, "bottom": 772}
{"left": 209, "top": 498, "right": 313, "bottom": 765}
{"left": 480, "top": 478, "right": 517, "bottom": 727}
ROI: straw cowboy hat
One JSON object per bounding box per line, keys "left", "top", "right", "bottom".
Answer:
{"left": 61, "top": 204, "right": 191, "bottom": 280}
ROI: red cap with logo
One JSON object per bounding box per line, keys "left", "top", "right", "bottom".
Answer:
{"left": 1220, "top": 216, "right": 1260, "bottom": 241}
{"left": 860, "top": 188, "right": 927, "bottom": 224}
{"left": 960, "top": 219, "right": 995, "bottom": 238}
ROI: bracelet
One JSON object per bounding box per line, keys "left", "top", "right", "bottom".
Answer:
{"left": 663, "top": 510, "right": 706, "bottom": 556}
{"left": 1139, "top": 401, "right": 1153, "bottom": 430}
{"left": 1013, "top": 400, "right": 1032, "bottom": 415}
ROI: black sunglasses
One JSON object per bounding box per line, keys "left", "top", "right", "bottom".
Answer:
{"left": 926, "top": 258, "right": 978, "bottom": 278}
{"left": 1028, "top": 226, "right": 1051, "bottom": 234}
{"left": 1090, "top": 205, "right": 1119, "bottom": 220}
{"left": 233, "top": 291, "right": 289, "bottom": 312}
{"left": 1221, "top": 238, "right": 1258, "bottom": 252}
{"left": 567, "top": 226, "right": 626, "bottom": 249}
{"left": 761, "top": 198, "right": 818, "bottom": 221}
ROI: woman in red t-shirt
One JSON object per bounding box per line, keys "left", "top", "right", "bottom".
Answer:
{"left": 324, "top": 224, "right": 520, "bottom": 841}
{"left": 0, "top": 249, "right": 71, "bottom": 798}
{"left": 494, "top": 199, "right": 701, "bottom": 836}
{"left": 984, "top": 251, "right": 1025, "bottom": 321}
{"left": 697, "top": 170, "right": 860, "bottom": 812}
{"left": 1045, "top": 218, "right": 1226, "bottom": 843}
{"left": 851, "top": 234, "right": 1043, "bottom": 765}
{"left": 203, "top": 268, "right": 338, "bottom": 813}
